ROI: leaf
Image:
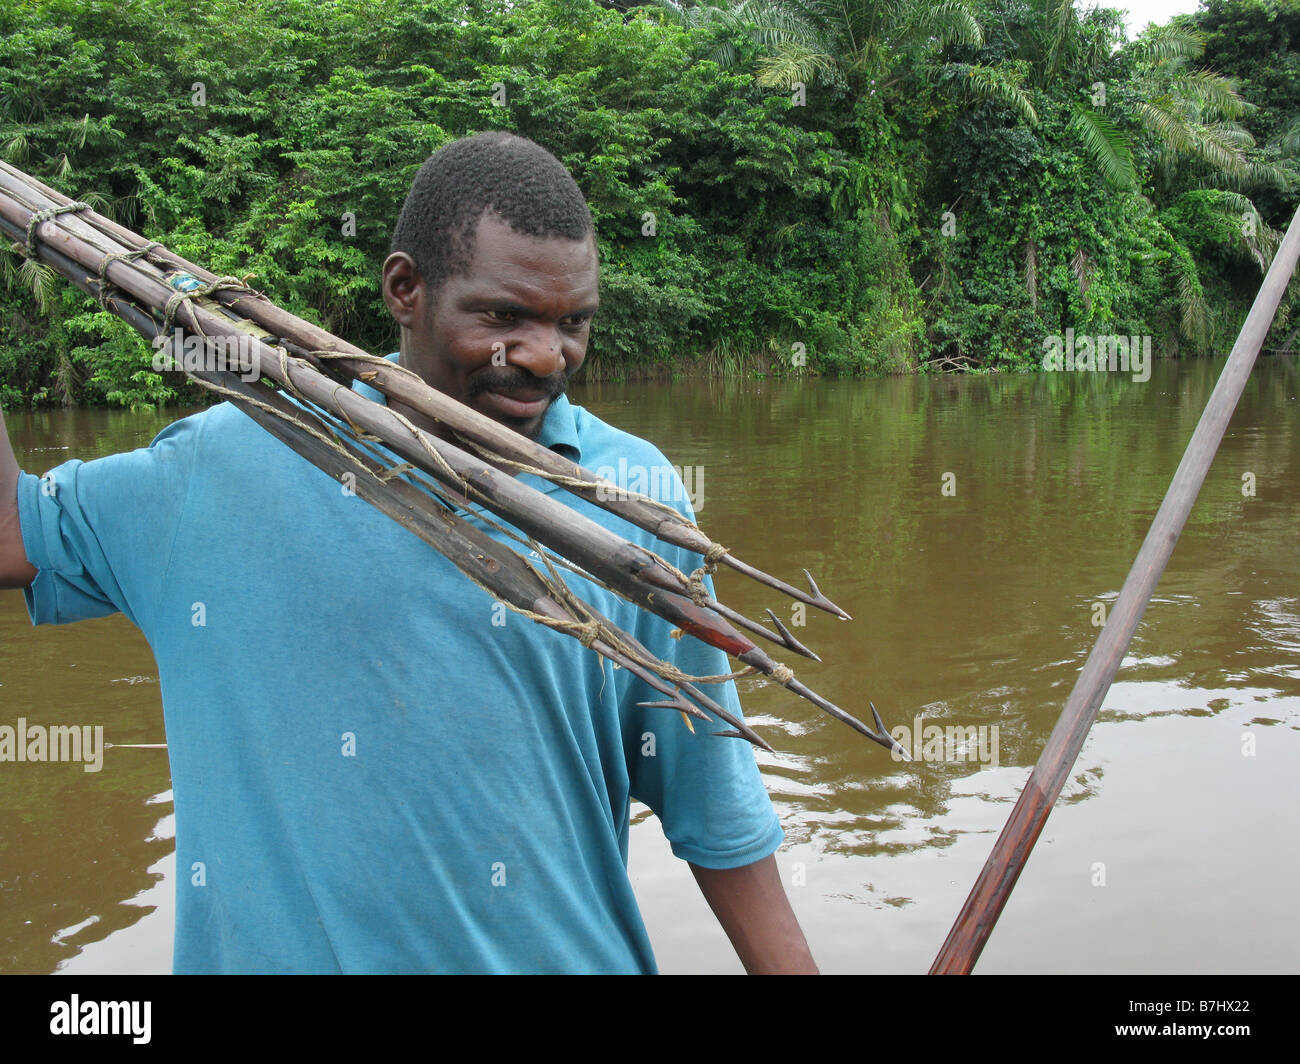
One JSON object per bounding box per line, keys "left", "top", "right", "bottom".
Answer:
{"left": 959, "top": 63, "right": 1039, "bottom": 126}
{"left": 18, "top": 257, "right": 57, "bottom": 314}
{"left": 1069, "top": 103, "right": 1136, "bottom": 189}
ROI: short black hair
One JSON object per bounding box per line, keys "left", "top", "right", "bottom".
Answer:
{"left": 390, "top": 132, "right": 595, "bottom": 296}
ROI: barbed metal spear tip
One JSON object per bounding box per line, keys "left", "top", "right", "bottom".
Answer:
{"left": 803, "top": 569, "right": 852, "bottom": 621}
{"left": 871, "top": 702, "right": 911, "bottom": 761}
{"left": 764, "top": 608, "right": 822, "bottom": 662}
{"left": 713, "top": 553, "right": 851, "bottom": 620}
{"left": 636, "top": 697, "right": 709, "bottom": 722}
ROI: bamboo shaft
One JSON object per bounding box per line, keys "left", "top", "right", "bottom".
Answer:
{"left": 0, "top": 190, "right": 764, "bottom": 656}
{"left": 5, "top": 212, "right": 768, "bottom": 747}
{"left": 0, "top": 171, "right": 805, "bottom": 655}
{"left": 0, "top": 160, "right": 853, "bottom": 619}
{"left": 1, "top": 165, "right": 902, "bottom": 748}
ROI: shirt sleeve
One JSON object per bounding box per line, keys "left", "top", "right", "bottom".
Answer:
{"left": 619, "top": 471, "right": 784, "bottom": 869}
{"left": 17, "top": 411, "right": 204, "bottom": 636}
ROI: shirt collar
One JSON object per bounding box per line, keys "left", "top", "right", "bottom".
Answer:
{"left": 352, "top": 353, "right": 583, "bottom": 469}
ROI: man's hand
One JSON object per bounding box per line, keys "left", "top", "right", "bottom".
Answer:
{"left": 689, "top": 854, "right": 818, "bottom": 974}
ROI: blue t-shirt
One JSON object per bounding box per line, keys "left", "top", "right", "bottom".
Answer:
{"left": 16, "top": 371, "right": 782, "bottom": 973}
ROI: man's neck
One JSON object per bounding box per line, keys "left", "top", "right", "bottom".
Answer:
{"left": 388, "top": 384, "right": 520, "bottom": 485}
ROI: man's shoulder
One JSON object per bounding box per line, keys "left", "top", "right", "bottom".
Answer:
{"left": 149, "top": 400, "right": 255, "bottom": 443}
{"left": 132, "top": 401, "right": 288, "bottom": 469}
{"left": 568, "top": 401, "right": 676, "bottom": 472}
{"left": 567, "top": 401, "right": 698, "bottom": 521}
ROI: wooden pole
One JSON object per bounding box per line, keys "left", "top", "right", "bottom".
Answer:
{"left": 3, "top": 213, "right": 769, "bottom": 749}
{"left": 0, "top": 165, "right": 907, "bottom": 752}
{"left": 0, "top": 160, "right": 853, "bottom": 621}
{"left": 930, "top": 203, "right": 1300, "bottom": 975}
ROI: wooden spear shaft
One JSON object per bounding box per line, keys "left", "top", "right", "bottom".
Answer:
{"left": 0, "top": 170, "right": 904, "bottom": 751}
{"left": 0, "top": 192, "right": 749, "bottom": 649}
{"left": 3, "top": 218, "right": 768, "bottom": 748}
{"left": 0, "top": 166, "right": 842, "bottom": 654}
{"left": 0, "top": 160, "right": 851, "bottom": 620}
{"left": 930, "top": 203, "right": 1300, "bottom": 975}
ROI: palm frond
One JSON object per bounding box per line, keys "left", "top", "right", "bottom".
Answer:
{"left": 1240, "top": 158, "right": 1298, "bottom": 192}
{"left": 958, "top": 63, "right": 1038, "bottom": 125}
{"left": 773, "top": 221, "right": 801, "bottom": 248}
{"left": 1208, "top": 120, "right": 1257, "bottom": 150}
{"left": 78, "top": 190, "right": 112, "bottom": 213}
{"left": 1069, "top": 103, "right": 1136, "bottom": 188}
{"left": 1208, "top": 189, "right": 1258, "bottom": 217}
{"left": 685, "top": 0, "right": 845, "bottom": 79}
{"left": 0, "top": 246, "right": 18, "bottom": 291}
{"left": 910, "top": 1, "right": 984, "bottom": 50}
{"left": 18, "top": 256, "right": 57, "bottom": 314}
{"left": 647, "top": 0, "right": 718, "bottom": 28}
{"left": 1256, "top": 220, "right": 1284, "bottom": 268}
{"left": 1172, "top": 252, "right": 1208, "bottom": 346}
{"left": 1205, "top": 191, "right": 1283, "bottom": 271}
{"left": 3, "top": 131, "right": 29, "bottom": 163}
{"left": 1179, "top": 70, "right": 1251, "bottom": 121}
{"left": 645, "top": 1, "right": 757, "bottom": 69}
{"left": 1274, "top": 117, "right": 1300, "bottom": 158}
{"left": 1129, "top": 23, "right": 1205, "bottom": 64}
{"left": 732, "top": 0, "right": 835, "bottom": 52}
{"left": 755, "top": 44, "right": 837, "bottom": 88}
{"left": 1044, "top": 0, "right": 1077, "bottom": 84}
{"left": 1134, "top": 98, "right": 1196, "bottom": 155}
{"left": 1184, "top": 120, "right": 1251, "bottom": 178}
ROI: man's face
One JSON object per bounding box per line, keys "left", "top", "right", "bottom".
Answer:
{"left": 384, "top": 212, "right": 599, "bottom": 440}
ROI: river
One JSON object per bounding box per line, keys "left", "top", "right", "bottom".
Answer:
{"left": 2, "top": 356, "right": 1297, "bottom": 973}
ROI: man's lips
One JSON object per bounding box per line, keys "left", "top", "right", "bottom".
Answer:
{"left": 476, "top": 389, "right": 551, "bottom": 419}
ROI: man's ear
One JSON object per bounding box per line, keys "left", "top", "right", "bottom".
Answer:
{"left": 382, "top": 251, "right": 426, "bottom": 330}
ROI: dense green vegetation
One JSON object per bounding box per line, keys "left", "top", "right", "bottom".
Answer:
{"left": 0, "top": 0, "right": 1295, "bottom": 407}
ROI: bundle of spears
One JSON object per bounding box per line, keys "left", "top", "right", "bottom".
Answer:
{"left": 0, "top": 159, "right": 906, "bottom": 758}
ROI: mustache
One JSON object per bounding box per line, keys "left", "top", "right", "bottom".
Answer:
{"left": 467, "top": 367, "right": 568, "bottom": 401}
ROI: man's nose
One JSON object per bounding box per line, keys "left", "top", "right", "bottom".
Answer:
{"left": 505, "top": 322, "right": 566, "bottom": 377}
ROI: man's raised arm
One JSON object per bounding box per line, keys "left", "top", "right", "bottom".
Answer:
{"left": 0, "top": 406, "right": 37, "bottom": 589}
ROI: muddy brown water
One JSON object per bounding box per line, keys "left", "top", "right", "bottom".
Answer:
{"left": 2, "top": 356, "right": 1297, "bottom": 973}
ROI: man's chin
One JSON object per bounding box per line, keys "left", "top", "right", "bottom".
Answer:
{"left": 500, "top": 412, "right": 546, "bottom": 441}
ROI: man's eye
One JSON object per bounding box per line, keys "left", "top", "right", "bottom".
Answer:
{"left": 562, "top": 315, "right": 591, "bottom": 328}
{"left": 484, "top": 309, "right": 515, "bottom": 322}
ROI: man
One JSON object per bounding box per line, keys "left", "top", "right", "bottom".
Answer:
{"left": 0, "top": 132, "right": 817, "bottom": 973}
